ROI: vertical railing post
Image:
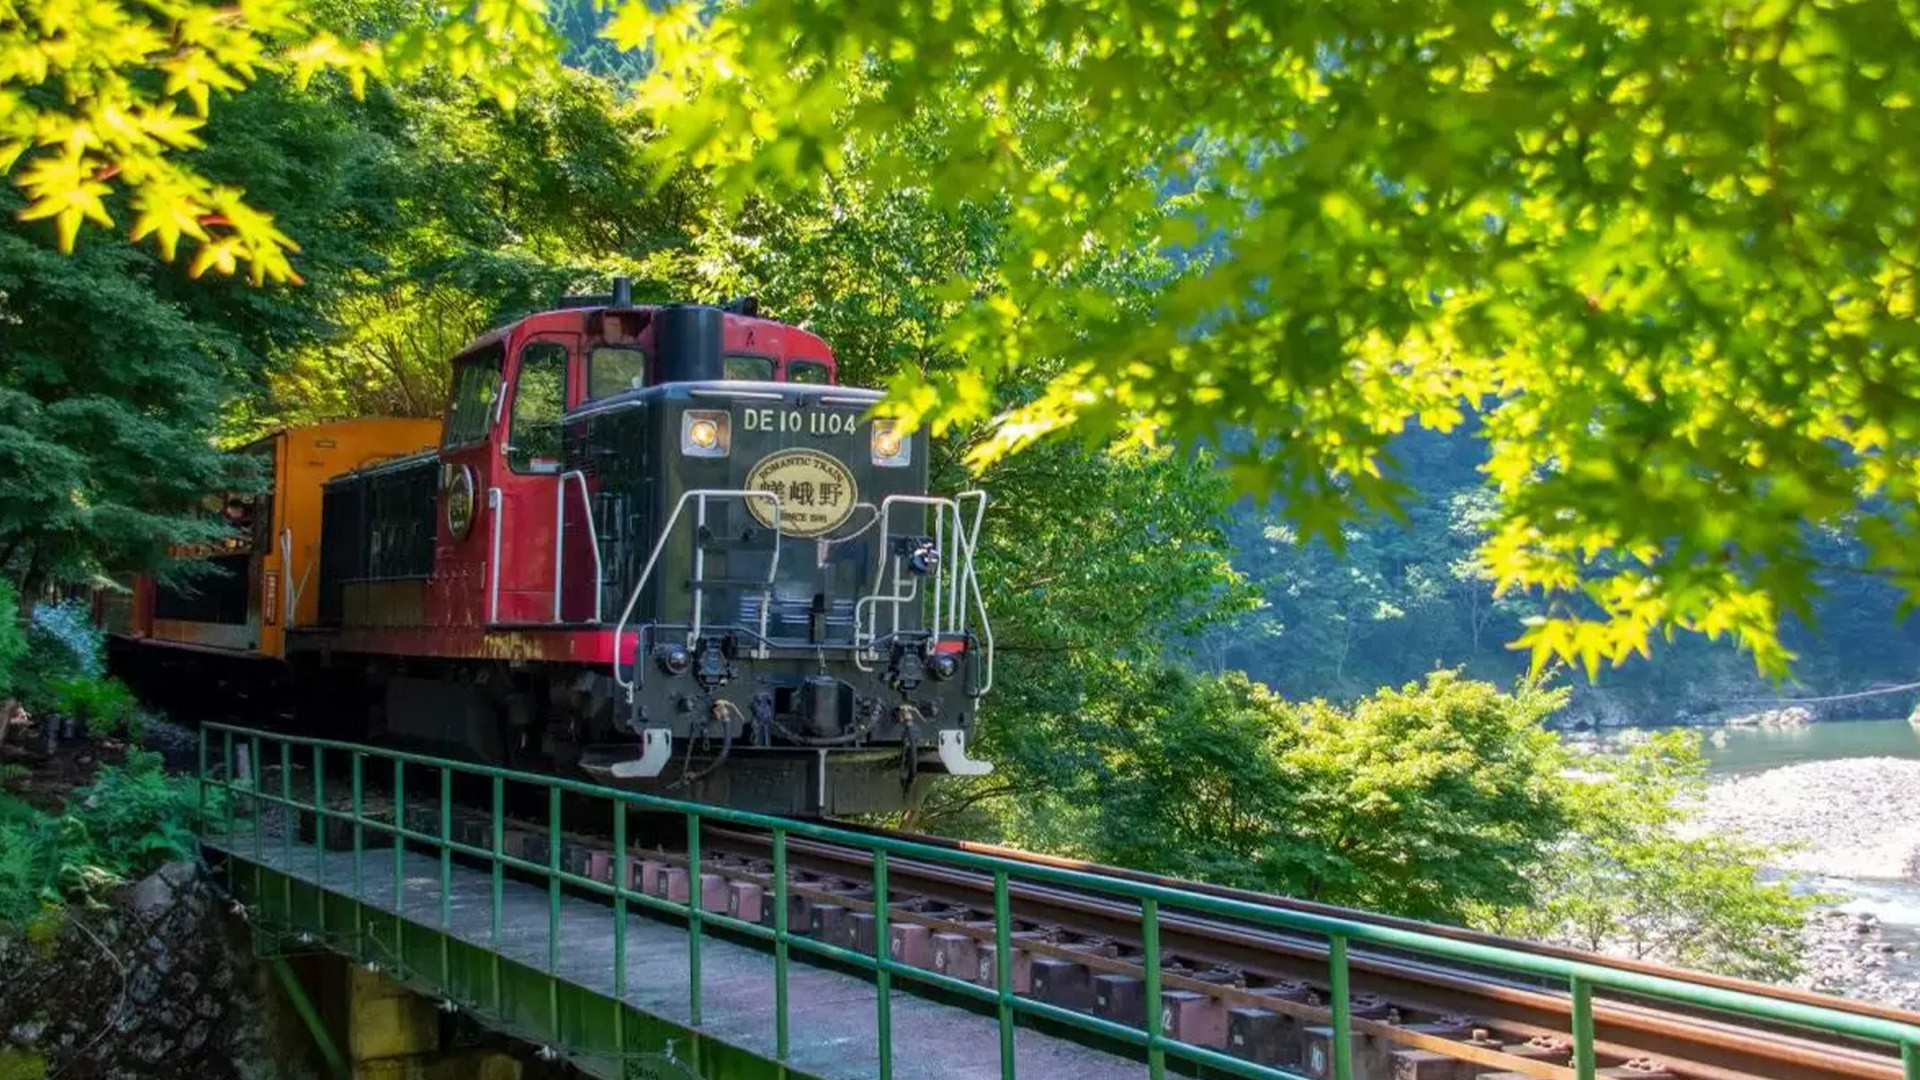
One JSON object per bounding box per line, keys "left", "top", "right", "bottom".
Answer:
{"left": 280, "top": 741, "right": 293, "bottom": 868}
{"left": 774, "top": 827, "right": 790, "bottom": 1060}
{"left": 351, "top": 754, "right": 364, "bottom": 898}
{"left": 351, "top": 753, "right": 363, "bottom": 952}
{"left": 874, "top": 849, "right": 892, "bottom": 1080}
{"left": 1330, "top": 935, "right": 1352, "bottom": 1080}
{"left": 547, "top": 785, "right": 562, "bottom": 974}
{"left": 1903, "top": 1041, "right": 1918, "bottom": 1080}
{"left": 249, "top": 733, "right": 262, "bottom": 861}
{"left": 993, "top": 870, "right": 1015, "bottom": 1079}
{"left": 491, "top": 775, "right": 504, "bottom": 1015}
{"left": 1142, "top": 897, "right": 1163, "bottom": 1080}
{"left": 490, "top": 776, "right": 505, "bottom": 945}
{"left": 279, "top": 740, "right": 293, "bottom": 919}
{"left": 687, "top": 810, "right": 703, "bottom": 1027}
{"left": 392, "top": 759, "right": 406, "bottom": 918}
{"left": 1571, "top": 976, "right": 1596, "bottom": 1080}
{"left": 222, "top": 730, "right": 235, "bottom": 840}
{"left": 613, "top": 800, "right": 629, "bottom": 998}
{"left": 197, "top": 726, "right": 208, "bottom": 823}
{"left": 312, "top": 745, "right": 326, "bottom": 890}
{"left": 438, "top": 766, "right": 452, "bottom": 987}
{"left": 439, "top": 768, "right": 453, "bottom": 927}
{"left": 547, "top": 784, "right": 561, "bottom": 1036}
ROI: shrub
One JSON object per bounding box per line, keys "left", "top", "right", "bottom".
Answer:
{"left": 45, "top": 675, "right": 139, "bottom": 736}
{"left": 0, "top": 582, "right": 26, "bottom": 700}
{"left": 0, "top": 749, "right": 209, "bottom": 925}
{"left": 1470, "top": 731, "right": 1813, "bottom": 981}
{"left": 27, "top": 599, "right": 104, "bottom": 679}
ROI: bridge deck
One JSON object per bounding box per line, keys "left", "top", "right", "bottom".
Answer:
{"left": 208, "top": 832, "right": 1141, "bottom": 1080}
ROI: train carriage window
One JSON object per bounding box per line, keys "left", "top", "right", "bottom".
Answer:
{"left": 445, "top": 346, "right": 504, "bottom": 447}
{"left": 724, "top": 354, "right": 775, "bottom": 381}
{"left": 589, "top": 347, "right": 647, "bottom": 399}
{"left": 786, "top": 360, "right": 831, "bottom": 384}
{"left": 509, "top": 342, "right": 569, "bottom": 473}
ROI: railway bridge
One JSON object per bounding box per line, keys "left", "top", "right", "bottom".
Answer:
{"left": 195, "top": 722, "right": 1920, "bottom": 1080}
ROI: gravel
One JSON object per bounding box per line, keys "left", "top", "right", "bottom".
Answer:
{"left": 1696, "top": 757, "right": 1920, "bottom": 879}
{"left": 1697, "top": 757, "right": 1920, "bottom": 1009}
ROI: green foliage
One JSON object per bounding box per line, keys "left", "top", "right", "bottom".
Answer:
{"left": 0, "top": 750, "right": 208, "bottom": 926}
{"left": 0, "top": 74, "right": 406, "bottom": 589}
{"left": 0, "top": 581, "right": 26, "bottom": 699}
{"left": 948, "top": 667, "right": 1810, "bottom": 975}
{"left": 1206, "top": 427, "right": 1920, "bottom": 721}
{"left": 0, "top": 0, "right": 562, "bottom": 281}
{"left": 0, "top": 1045, "right": 47, "bottom": 1080}
{"left": 257, "top": 66, "right": 708, "bottom": 427}
{"left": 1, "top": 597, "right": 136, "bottom": 732}
{"left": 1473, "top": 732, "right": 1813, "bottom": 981}
{"left": 623, "top": 0, "right": 1920, "bottom": 680}
{"left": 1279, "top": 674, "right": 1573, "bottom": 919}
{"left": 960, "top": 668, "right": 1572, "bottom": 923}
{"left": 43, "top": 676, "right": 138, "bottom": 736}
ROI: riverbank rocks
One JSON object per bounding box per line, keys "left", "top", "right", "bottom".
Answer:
{"left": 1698, "top": 757, "right": 1920, "bottom": 879}
{"left": 0, "top": 862, "right": 294, "bottom": 1080}
{"left": 1722, "top": 706, "right": 1815, "bottom": 727}
{"left": 1798, "top": 908, "right": 1920, "bottom": 1011}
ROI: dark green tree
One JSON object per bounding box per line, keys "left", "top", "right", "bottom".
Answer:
{"left": 0, "top": 77, "right": 402, "bottom": 590}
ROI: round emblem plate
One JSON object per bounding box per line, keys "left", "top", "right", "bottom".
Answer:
{"left": 445, "top": 463, "right": 476, "bottom": 541}
{"left": 745, "top": 449, "right": 858, "bottom": 537}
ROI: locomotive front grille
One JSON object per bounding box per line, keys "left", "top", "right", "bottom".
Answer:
{"left": 738, "top": 594, "right": 857, "bottom": 644}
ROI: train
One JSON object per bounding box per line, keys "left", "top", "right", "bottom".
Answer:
{"left": 101, "top": 281, "right": 994, "bottom": 816}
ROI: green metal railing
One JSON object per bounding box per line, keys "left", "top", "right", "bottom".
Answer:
{"left": 197, "top": 722, "right": 1920, "bottom": 1080}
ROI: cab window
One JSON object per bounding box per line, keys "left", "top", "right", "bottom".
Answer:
{"left": 508, "top": 342, "right": 568, "bottom": 474}
{"left": 444, "top": 345, "right": 503, "bottom": 447}
{"left": 589, "top": 346, "right": 647, "bottom": 399}
{"left": 724, "top": 354, "right": 775, "bottom": 381}
{"left": 786, "top": 360, "right": 831, "bottom": 385}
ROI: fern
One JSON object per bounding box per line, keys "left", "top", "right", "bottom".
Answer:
{"left": 0, "top": 750, "right": 208, "bottom": 922}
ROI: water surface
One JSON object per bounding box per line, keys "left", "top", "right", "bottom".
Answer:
{"left": 1698, "top": 717, "right": 1920, "bottom": 775}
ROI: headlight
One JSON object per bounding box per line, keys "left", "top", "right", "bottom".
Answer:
{"left": 871, "top": 420, "right": 911, "bottom": 467}
{"left": 681, "top": 410, "right": 730, "bottom": 457}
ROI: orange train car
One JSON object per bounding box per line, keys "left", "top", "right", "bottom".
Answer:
{"left": 105, "top": 418, "right": 442, "bottom": 663}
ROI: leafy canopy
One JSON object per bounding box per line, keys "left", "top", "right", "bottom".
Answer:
{"left": 16, "top": 0, "right": 1920, "bottom": 680}
{"left": 616, "top": 0, "right": 1920, "bottom": 680}
{"left": 0, "top": 0, "right": 560, "bottom": 282}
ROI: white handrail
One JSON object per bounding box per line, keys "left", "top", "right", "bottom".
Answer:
{"left": 486, "top": 486, "right": 502, "bottom": 624}
{"left": 610, "top": 488, "right": 783, "bottom": 697}
{"left": 851, "top": 491, "right": 993, "bottom": 695}
{"left": 556, "top": 470, "right": 604, "bottom": 623}
{"left": 279, "top": 527, "right": 294, "bottom": 626}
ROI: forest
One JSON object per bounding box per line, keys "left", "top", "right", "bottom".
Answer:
{"left": 11, "top": 0, "right": 1920, "bottom": 983}
{"left": 1205, "top": 425, "right": 1920, "bottom": 726}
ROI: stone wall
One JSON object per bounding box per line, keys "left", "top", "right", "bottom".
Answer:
{"left": 0, "top": 861, "right": 306, "bottom": 1080}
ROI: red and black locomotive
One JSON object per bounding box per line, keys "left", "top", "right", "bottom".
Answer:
{"left": 106, "top": 281, "right": 993, "bottom": 816}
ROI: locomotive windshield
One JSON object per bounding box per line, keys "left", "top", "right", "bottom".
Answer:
{"left": 589, "top": 346, "right": 646, "bottom": 399}
{"left": 445, "top": 345, "right": 503, "bottom": 446}
{"left": 724, "top": 355, "right": 775, "bottom": 380}
{"left": 787, "top": 360, "right": 830, "bottom": 384}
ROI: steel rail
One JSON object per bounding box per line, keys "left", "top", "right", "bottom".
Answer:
{"left": 703, "top": 825, "right": 1907, "bottom": 1080}
{"left": 839, "top": 820, "right": 1920, "bottom": 1029}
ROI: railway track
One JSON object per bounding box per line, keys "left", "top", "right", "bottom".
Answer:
{"left": 275, "top": 769, "right": 1916, "bottom": 1080}
{"left": 692, "top": 824, "right": 1903, "bottom": 1080}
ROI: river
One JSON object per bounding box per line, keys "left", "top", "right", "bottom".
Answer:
{"left": 1698, "top": 717, "right": 1920, "bottom": 774}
